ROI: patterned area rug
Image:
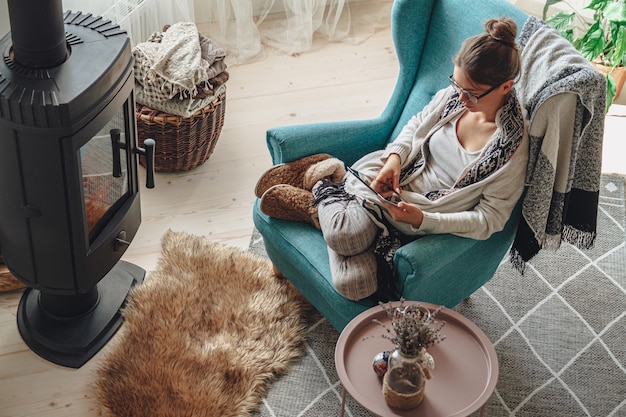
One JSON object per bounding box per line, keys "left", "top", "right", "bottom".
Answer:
{"left": 248, "top": 174, "right": 626, "bottom": 417}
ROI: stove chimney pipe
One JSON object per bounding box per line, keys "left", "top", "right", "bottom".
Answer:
{"left": 7, "top": 0, "right": 68, "bottom": 68}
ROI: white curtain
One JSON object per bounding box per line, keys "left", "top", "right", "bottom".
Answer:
{"left": 196, "top": 0, "right": 393, "bottom": 64}
{"left": 60, "top": 0, "right": 392, "bottom": 63}
{"left": 61, "top": 0, "right": 195, "bottom": 47}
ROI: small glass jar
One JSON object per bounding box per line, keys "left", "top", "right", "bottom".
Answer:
{"left": 387, "top": 349, "right": 427, "bottom": 393}
{"left": 383, "top": 348, "right": 431, "bottom": 409}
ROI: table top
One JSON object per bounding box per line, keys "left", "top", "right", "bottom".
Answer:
{"left": 335, "top": 301, "right": 498, "bottom": 417}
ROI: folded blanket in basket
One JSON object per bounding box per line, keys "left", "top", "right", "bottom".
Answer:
{"left": 135, "top": 84, "right": 226, "bottom": 119}
{"left": 194, "top": 71, "right": 230, "bottom": 100}
{"left": 133, "top": 22, "right": 227, "bottom": 115}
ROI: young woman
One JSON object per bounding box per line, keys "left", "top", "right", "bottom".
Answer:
{"left": 259, "top": 17, "right": 529, "bottom": 301}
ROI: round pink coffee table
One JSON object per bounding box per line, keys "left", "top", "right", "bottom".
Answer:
{"left": 335, "top": 301, "right": 498, "bottom": 417}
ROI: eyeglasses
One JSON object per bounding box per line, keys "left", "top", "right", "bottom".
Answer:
{"left": 448, "top": 75, "right": 499, "bottom": 104}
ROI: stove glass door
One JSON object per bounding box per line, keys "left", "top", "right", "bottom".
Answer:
{"left": 80, "top": 106, "right": 130, "bottom": 240}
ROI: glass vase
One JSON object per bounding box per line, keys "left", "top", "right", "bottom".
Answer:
{"left": 394, "top": 348, "right": 435, "bottom": 377}
{"left": 382, "top": 348, "right": 433, "bottom": 409}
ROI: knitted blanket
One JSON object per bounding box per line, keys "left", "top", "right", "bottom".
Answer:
{"left": 510, "top": 16, "right": 606, "bottom": 269}
{"left": 134, "top": 22, "right": 209, "bottom": 100}
{"left": 133, "top": 22, "right": 227, "bottom": 117}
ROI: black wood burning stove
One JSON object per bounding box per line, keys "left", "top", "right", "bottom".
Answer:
{"left": 0, "top": 0, "right": 155, "bottom": 367}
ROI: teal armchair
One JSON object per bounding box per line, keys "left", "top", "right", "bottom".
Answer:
{"left": 252, "top": 0, "right": 529, "bottom": 331}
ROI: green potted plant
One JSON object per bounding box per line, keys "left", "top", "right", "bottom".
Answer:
{"left": 542, "top": 0, "right": 626, "bottom": 109}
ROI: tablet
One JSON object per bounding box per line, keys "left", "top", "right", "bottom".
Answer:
{"left": 346, "top": 166, "right": 403, "bottom": 207}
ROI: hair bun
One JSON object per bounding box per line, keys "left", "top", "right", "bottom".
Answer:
{"left": 485, "top": 18, "right": 517, "bottom": 47}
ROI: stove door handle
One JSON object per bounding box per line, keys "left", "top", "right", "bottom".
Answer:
{"left": 136, "top": 139, "right": 155, "bottom": 189}
{"left": 110, "top": 129, "right": 123, "bottom": 178}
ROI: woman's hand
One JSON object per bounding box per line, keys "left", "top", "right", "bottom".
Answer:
{"left": 372, "top": 153, "right": 402, "bottom": 198}
{"left": 381, "top": 201, "right": 424, "bottom": 228}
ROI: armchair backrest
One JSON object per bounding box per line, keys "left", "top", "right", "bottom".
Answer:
{"left": 384, "top": 0, "right": 529, "bottom": 143}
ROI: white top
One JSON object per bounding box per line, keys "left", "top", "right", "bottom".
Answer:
{"left": 347, "top": 87, "right": 529, "bottom": 240}
{"left": 409, "top": 113, "right": 481, "bottom": 192}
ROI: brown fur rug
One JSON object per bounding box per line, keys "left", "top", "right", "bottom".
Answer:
{"left": 0, "top": 254, "right": 27, "bottom": 292}
{"left": 0, "top": 267, "right": 27, "bottom": 292}
{"left": 93, "top": 230, "right": 308, "bottom": 417}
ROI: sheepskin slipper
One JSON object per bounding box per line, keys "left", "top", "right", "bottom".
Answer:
{"left": 259, "top": 184, "right": 320, "bottom": 229}
{"left": 255, "top": 153, "right": 346, "bottom": 197}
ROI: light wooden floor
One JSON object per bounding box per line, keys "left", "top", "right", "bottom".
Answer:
{"left": 0, "top": 24, "right": 399, "bottom": 417}
{"left": 1, "top": 20, "right": 625, "bottom": 417}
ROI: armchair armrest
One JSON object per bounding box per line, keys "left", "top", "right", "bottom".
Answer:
{"left": 266, "top": 117, "right": 392, "bottom": 165}
{"left": 394, "top": 234, "right": 479, "bottom": 291}
{"left": 393, "top": 233, "right": 503, "bottom": 307}
{"left": 393, "top": 204, "right": 520, "bottom": 307}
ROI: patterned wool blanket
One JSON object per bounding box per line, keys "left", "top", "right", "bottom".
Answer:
{"left": 133, "top": 22, "right": 227, "bottom": 117}
{"left": 510, "top": 16, "right": 606, "bottom": 270}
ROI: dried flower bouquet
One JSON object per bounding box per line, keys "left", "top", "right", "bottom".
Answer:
{"left": 373, "top": 299, "right": 447, "bottom": 357}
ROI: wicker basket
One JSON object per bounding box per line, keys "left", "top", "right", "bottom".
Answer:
{"left": 135, "top": 91, "right": 226, "bottom": 172}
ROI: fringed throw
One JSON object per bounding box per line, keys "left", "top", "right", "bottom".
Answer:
{"left": 510, "top": 16, "right": 605, "bottom": 271}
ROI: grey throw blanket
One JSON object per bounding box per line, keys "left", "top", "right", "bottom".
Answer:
{"left": 133, "top": 22, "right": 227, "bottom": 117}
{"left": 510, "top": 16, "right": 606, "bottom": 270}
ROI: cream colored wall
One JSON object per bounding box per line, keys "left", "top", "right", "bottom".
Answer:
{"left": 512, "top": 0, "right": 588, "bottom": 18}
{"left": 510, "top": 0, "right": 543, "bottom": 17}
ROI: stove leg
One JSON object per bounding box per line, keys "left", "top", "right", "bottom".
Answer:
{"left": 16, "top": 260, "right": 145, "bottom": 368}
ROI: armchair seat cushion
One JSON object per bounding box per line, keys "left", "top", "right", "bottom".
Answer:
{"left": 253, "top": 199, "right": 520, "bottom": 330}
